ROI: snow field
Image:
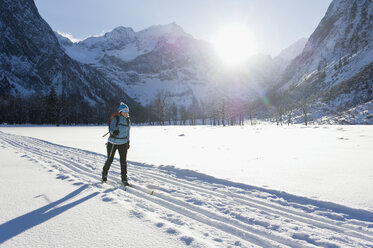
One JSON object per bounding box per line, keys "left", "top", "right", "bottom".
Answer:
{"left": 1, "top": 125, "right": 372, "bottom": 210}
{"left": 0, "top": 149, "right": 185, "bottom": 248}
{"left": 1, "top": 128, "right": 373, "bottom": 247}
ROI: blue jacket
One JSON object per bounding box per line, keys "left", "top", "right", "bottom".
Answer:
{"left": 108, "top": 116, "right": 130, "bottom": 145}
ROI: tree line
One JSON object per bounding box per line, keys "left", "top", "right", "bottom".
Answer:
{"left": 5, "top": 82, "right": 356, "bottom": 126}
{"left": 134, "top": 89, "right": 249, "bottom": 126}
{"left": 0, "top": 86, "right": 255, "bottom": 126}
{"left": 0, "top": 87, "right": 127, "bottom": 125}
{"left": 0, "top": 85, "right": 315, "bottom": 126}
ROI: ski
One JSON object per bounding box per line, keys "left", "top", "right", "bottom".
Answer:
{"left": 117, "top": 181, "right": 131, "bottom": 190}
{"left": 101, "top": 179, "right": 155, "bottom": 195}
{"left": 130, "top": 183, "right": 155, "bottom": 195}
{"left": 117, "top": 181, "right": 155, "bottom": 195}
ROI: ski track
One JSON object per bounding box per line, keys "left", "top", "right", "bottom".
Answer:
{"left": 1, "top": 132, "right": 373, "bottom": 248}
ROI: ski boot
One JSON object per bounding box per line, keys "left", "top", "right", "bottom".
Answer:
{"left": 122, "top": 180, "right": 131, "bottom": 187}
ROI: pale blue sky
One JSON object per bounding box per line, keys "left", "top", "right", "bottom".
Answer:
{"left": 34, "top": 0, "right": 332, "bottom": 56}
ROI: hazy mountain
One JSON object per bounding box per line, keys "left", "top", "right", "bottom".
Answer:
{"left": 57, "top": 23, "right": 301, "bottom": 107}
{"left": 276, "top": 38, "right": 308, "bottom": 62}
{"left": 246, "top": 38, "right": 308, "bottom": 89}
{"left": 272, "top": 38, "right": 307, "bottom": 77}
{"left": 57, "top": 23, "right": 230, "bottom": 106}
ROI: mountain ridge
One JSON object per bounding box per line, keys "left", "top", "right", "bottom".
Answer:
{"left": 56, "top": 23, "right": 306, "bottom": 107}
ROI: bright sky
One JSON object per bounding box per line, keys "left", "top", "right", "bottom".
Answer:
{"left": 34, "top": 0, "right": 332, "bottom": 57}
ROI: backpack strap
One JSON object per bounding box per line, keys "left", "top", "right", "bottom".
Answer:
{"left": 108, "top": 112, "right": 120, "bottom": 134}
{"left": 109, "top": 112, "right": 120, "bottom": 126}
{"left": 115, "top": 115, "right": 120, "bottom": 128}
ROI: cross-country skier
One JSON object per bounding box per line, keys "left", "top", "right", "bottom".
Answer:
{"left": 102, "top": 102, "right": 131, "bottom": 186}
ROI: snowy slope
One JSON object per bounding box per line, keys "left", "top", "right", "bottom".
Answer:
{"left": 261, "top": 0, "right": 373, "bottom": 124}
{"left": 1, "top": 128, "right": 373, "bottom": 247}
{"left": 281, "top": 0, "right": 373, "bottom": 90}
{"left": 278, "top": 0, "right": 373, "bottom": 101}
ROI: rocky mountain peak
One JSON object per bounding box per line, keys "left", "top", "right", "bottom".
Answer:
{"left": 138, "top": 22, "right": 188, "bottom": 38}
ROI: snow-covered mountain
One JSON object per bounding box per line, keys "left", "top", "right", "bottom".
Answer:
{"left": 57, "top": 24, "right": 305, "bottom": 107}
{"left": 0, "top": 0, "right": 131, "bottom": 105}
{"left": 276, "top": 0, "right": 373, "bottom": 123}
{"left": 56, "top": 23, "right": 217, "bottom": 106}
{"left": 60, "top": 23, "right": 194, "bottom": 64}
{"left": 241, "top": 39, "right": 307, "bottom": 91}
{"left": 272, "top": 38, "right": 307, "bottom": 79}
{"left": 5, "top": 0, "right": 369, "bottom": 124}
{"left": 276, "top": 38, "right": 308, "bottom": 63}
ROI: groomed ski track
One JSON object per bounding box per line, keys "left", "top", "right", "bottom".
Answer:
{"left": 1, "top": 131, "right": 373, "bottom": 248}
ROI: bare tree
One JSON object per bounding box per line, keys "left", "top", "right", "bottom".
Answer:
{"left": 199, "top": 99, "right": 207, "bottom": 125}
{"left": 152, "top": 90, "right": 171, "bottom": 125}
{"left": 187, "top": 98, "right": 201, "bottom": 125}
{"left": 271, "top": 90, "right": 285, "bottom": 126}
{"left": 206, "top": 90, "right": 219, "bottom": 126}
{"left": 247, "top": 100, "right": 257, "bottom": 126}
{"left": 228, "top": 97, "right": 245, "bottom": 126}
{"left": 300, "top": 99, "right": 309, "bottom": 126}
{"left": 287, "top": 110, "right": 292, "bottom": 126}
{"left": 219, "top": 97, "right": 227, "bottom": 126}
{"left": 168, "top": 102, "right": 178, "bottom": 125}
{"left": 179, "top": 105, "right": 188, "bottom": 125}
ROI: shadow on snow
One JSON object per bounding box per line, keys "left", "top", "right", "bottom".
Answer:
{"left": 130, "top": 161, "right": 373, "bottom": 223}
{"left": 0, "top": 184, "right": 99, "bottom": 244}
{"left": 5, "top": 133, "right": 372, "bottom": 223}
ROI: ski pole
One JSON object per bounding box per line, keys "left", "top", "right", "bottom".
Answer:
{"left": 108, "top": 143, "right": 115, "bottom": 159}
{"left": 102, "top": 131, "right": 110, "bottom": 137}
{"left": 97, "top": 143, "right": 115, "bottom": 172}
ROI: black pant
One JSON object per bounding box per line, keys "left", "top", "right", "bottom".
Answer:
{"left": 102, "top": 142, "right": 128, "bottom": 182}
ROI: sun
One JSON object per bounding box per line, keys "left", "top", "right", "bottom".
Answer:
{"left": 212, "top": 25, "right": 257, "bottom": 66}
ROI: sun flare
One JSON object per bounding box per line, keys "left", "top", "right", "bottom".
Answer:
{"left": 213, "top": 26, "right": 257, "bottom": 66}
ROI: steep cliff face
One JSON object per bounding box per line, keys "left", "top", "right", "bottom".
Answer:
{"left": 271, "top": 0, "right": 373, "bottom": 124}
{"left": 0, "top": 0, "right": 131, "bottom": 105}
{"left": 280, "top": 0, "right": 373, "bottom": 93}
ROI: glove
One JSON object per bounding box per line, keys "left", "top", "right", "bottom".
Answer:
{"left": 127, "top": 142, "right": 130, "bottom": 149}
{"left": 113, "top": 130, "right": 119, "bottom": 136}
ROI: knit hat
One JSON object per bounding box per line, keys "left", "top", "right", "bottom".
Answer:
{"left": 118, "top": 102, "right": 129, "bottom": 113}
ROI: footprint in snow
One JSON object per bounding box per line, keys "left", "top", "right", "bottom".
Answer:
{"left": 102, "top": 197, "right": 114, "bottom": 202}
{"left": 156, "top": 222, "right": 164, "bottom": 228}
{"left": 166, "top": 228, "right": 178, "bottom": 234}
{"left": 180, "top": 236, "right": 194, "bottom": 245}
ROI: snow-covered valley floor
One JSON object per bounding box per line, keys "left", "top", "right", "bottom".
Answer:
{"left": 0, "top": 125, "right": 372, "bottom": 247}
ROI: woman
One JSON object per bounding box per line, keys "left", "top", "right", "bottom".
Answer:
{"left": 102, "top": 102, "right": 131, "bottom": 186}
